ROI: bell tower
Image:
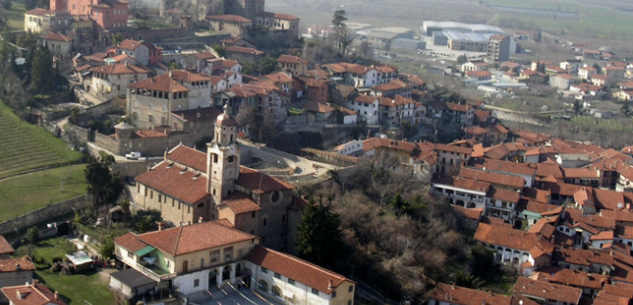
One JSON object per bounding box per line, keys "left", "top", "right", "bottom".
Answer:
{"left": 207, "top": 104, "right": 240, "bottom": 205}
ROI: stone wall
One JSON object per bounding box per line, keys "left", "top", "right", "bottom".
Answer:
{"left": 0, "top": 195, "right": 89, "bottom": 236}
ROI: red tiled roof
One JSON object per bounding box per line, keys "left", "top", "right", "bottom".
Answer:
{"left": 41, "top": 31, "right": 72, "bottom": 42}
{"left": 114, "top": 232, "right": 148, "bottom": 253}
{"left": 487, "top": 187, "right": 520, "bottom": 203}
{"left": 354, "top": 94, "right": 378, "bottom": 105}
{"left": 127, "top": 73, "right": 189, "bottom": 93}
{"left": 465, "top": 126, "right": 489, "bottom": 135}
{"left": 432, "top": 175, "right": 490, "bottom": 193}
{"left": 466, "top": 70, "right": 491, "bottom": 78}
{"left": 244, "top": 246, "right": 351, "bottom": 294}
{"left": 459, "top": 167, "right": 525, "bottom": 189}
{"left": 377, "top": 95, "right": 416, "bottom": 107}
{"left": 191, "top": 52, "right": 216, "bottom": 60}
{"left": 277, "top": 54, "right": 308, "bottom": 65}
{"left": 25, "top": 8, "right": 53, "bottom": 16}
{"left": 226, "top": 46, "right": 265, "bottom": 56}
{"left": 237, "top": 167, "right": 296, "bottom": 194}
{"left": 435, "top": 143, "right": 473, "bottom": 154}
{"left": 475, "top": 223, "right": 554, "bottom": 257}
{"left": 446, "top": 102, "right": 472, "bottom": 112}
{"left": 135, "top": 162, "right": 208, "bottom": 204}
{"left": 206, "top": 14, "right": 252, "bottom": 23}
{"left": 166, "top": 144, "right": 207, "bottom": 172}
{"left": 476, "top": 159, "right": 536, "bottom": 176}
{"left": 138, "top": 221, "right": 257, "bottom": 256}
{"left": 553, "top": 247, "right": 613, "bottom": 267}
{"left": 221, "top": 192, "right": 261, "bottom": 214}
{"left": 89, "top": 62, "right": 150, "bottom": 75}
{"left": 0, "top": 236, "right": 14, "bottom": 255}
{"left": 427, "top": 283, "right": 511, "bottom": 305}
{"left": 372, "top": 80, "right": 411, "bottom": 92}
{"left": 1, "top": 283, "right": 66, "bottom": 305}
{"left": 514, "top": 277, "right": 582, "bottom": 304}
{"left": 303, "top": 101, "right": 335, "bottom": 113}
{"left": 533, "top": 267, "right": 608, "bottom": 289}
{"left": 0, "top": 257, "right": 35, "bottom": 272}
{"left": 118, "top": 39, "right": 144, "bottom": 51}
{"left": 257, "top": 12, "right": 299, "bottom": 20}
{"left": 451, "top": 205, "right": 483, "bottom": 221}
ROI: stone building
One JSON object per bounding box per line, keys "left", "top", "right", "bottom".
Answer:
{"left": 126, "top": 70, "right": 211, "bottom": 129}
{"left": 130, "top": 106, "right": 300, "bottom": 251}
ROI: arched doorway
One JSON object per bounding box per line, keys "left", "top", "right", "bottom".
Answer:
{"left": 258, "top": 280, "right": 268, "bottom": 292}
{"left": 209, "top": 269, "right": 217, "bottom": 289}
{"left": 222, "top": 265, "right": 231, "bottom": 280}
{"left": 272, "top": 285, "right": 281, "bottom": 297}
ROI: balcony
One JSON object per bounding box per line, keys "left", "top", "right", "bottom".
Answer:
{"left": 135, "top": 262, "right": 176, "bottom": 282}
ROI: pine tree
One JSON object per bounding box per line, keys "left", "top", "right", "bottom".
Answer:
{"left": 30, "top": 46, "right": 54, "bottom": 95}
{"left": 297, "top": 197, "right": 345, "bottom": 267}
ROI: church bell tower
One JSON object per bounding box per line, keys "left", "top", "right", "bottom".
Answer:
{"left": 207, "top": 104, "right": 240, "bottom": 205}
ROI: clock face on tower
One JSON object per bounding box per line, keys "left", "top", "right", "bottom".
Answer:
{"left": 229, "top": 145, "right": 236, "bottom": 154}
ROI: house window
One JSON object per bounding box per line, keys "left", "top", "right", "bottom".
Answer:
{"left": 261, "top": 267, "right": 268, "bottom": 273}
{"left": 332, "top": 291, "right": 337, "bottom": 298}
{"left": 194, "top": 279, "right": 199, "bottom": 287}
{"left": 210, "top": 249, "right": 220, "bottom": 262}
{"left": 311, "top": 288, "right": 319, "bottom": 295}
{"left": 263, "top": 218, "right": 267, "bottom": 226}
{"left": 288, "top": 279, "right": 295, "bottom": 285}
{"left": 349, "top": 286, "right": 354, "bottom": 293}
{"left": 224, "top": 246, "right": 233, "bottom": 261}
{"left": 252, "top": 212, "right": 256, "bottom": 218}
{"left": 127, "top": 250, "right": 134, "bottom": 259}
{"left": 274, "top": 272, "right": 281, "bottom": 279}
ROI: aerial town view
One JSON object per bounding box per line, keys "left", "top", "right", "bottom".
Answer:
{"left": 3, "top": 0, "right": 633, "bottom": 304}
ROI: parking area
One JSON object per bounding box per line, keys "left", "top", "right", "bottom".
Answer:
{"left": 188, "top": 284, "right": 279, "bottom": 305}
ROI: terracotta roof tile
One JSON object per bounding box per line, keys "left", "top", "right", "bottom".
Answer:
{"left": 206, "top": 14, "right": 252, "bottom": 23}
{"left": 451, "top": 205, "right": 483, "bottom": 221}
{"left": 25, "top": 8, "right": 53, "bottom": 16}
{"left": 514, "top": 277, "right": 582, "bottom": 304}
{"left": 118, "top": 39, "right": 144, "bottom": 51}
{"left": 221, "top": 192, "right": 261, "bottom": 214}
{"left": 427, "top": 283, "right": 511, "bottom": 305}
{"left": 533, "top": 267, "right": 608, "bottom": 289}
{"left": 138, "top": 221, "right": 257, "bottom": 256}
{"left": 89, "top": 62, "right": 150, "bottom": 75}
{"left": 127, "top": 73, "right": 189, "bottom": 93}
{"left": 237, "top": 167, "right": 296, "bottom": 194}
{"left": 1, "top": 283, "right": 66, "bottom": 305}
{"left": 0, "top": 257, "right": 35, "bottom": 272}
{"left": 435, "top": 143, "right": 473, "bottom": 155}
{"left": 41, "top": 31, "right": 72, "bottom": 42}
{"left": 459, "top": 167, "right": 525, "bottom": 189}
{"left": 166, "top": 145, "right": 207, "bottom": 172}
{"left": 487, "top": 187, "right": 520, "bottom": 203}
{"left": 277, "top": 54, "right": 308, "bottom": 65}
{"left": 135, "top": 162, "right": 208, "bottom": 204}
{"left": 0, "top": 236, "right": 14, "bottom": 255}
{"left": 446, "top": 102, "right": 472, "bottom": 112}
{"left": 257, "top": 12, "right": 299, "bottom": 20}
{"left": 226, "top": 46, "right": 265, "bottom": 56}
{"left": 114, "top": 232, "right": 148, "bottom": 253}
{"left": 553, "top": 246, "right": 613, "bottom": 267}
{"left": 244, "top": 246, "right": 350, "bottom": 294}
{"left": 432, "top": 175, "right": 490, "bottom": 193}
{"left": 475, "top": 223, "right": 554, "bottom": 257}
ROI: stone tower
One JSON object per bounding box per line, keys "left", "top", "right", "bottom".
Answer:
{"left": 207, "top": 104, "right": 240, "bottom": 205}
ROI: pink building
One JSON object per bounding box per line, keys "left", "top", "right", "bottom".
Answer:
{"left": 50, "top": 0, "right": 128, "bottom": 31}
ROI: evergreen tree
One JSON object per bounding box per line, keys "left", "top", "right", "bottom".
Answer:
{"left": 297, "top": 197, "right": 345, "bottom": 267}
{"left": 85, "top": 155, "right": 123, "bottom": 212}
{"left": 30, "top": 46, "right": 54, "bottom": 95}
{"left": 622, "top": 99, "right": 630, "bottom": 116}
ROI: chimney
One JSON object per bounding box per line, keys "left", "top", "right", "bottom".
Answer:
{"left": 54, "top": 291, "right": 59, "bottom": 300}
{"left": 328, "top": 280, "right": 333, "bottom": 290}
{"left": 157, "top": 222, "right": 165, "bottom": 231}
{"left": 15, "top": 263, "right": 20, "bottom": 271}
{"left": 198, "top": 216, "right": 203, "bottom": 223}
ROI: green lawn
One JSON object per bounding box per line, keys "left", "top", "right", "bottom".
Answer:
{"left": 1, "top": 1, "right": 25, "bottom": 31}
{"left": 18, "top": 237, "right": 115, "bottom": 305}
{"left": 0, "top": 164, "right": 88, "bottom": 222}
{"left": 0, "top": 101, "right": 83, "bottom": 179}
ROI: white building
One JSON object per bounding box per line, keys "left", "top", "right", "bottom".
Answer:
{"left": 346, "top": 94, "right": 379, "bottom": 124}
{"left": 89, "top": 62, "right": 151, "bottom": 100}
{"left": 244, "top": 246, "right": 355, "bottom": 305}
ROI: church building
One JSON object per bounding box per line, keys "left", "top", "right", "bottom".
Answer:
{"left": 131, "top": 105, "right": 302, "bottom": 251}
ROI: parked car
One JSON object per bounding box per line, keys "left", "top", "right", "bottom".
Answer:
{"left": 125, "top": 152, "right": 141, "bottom": 160}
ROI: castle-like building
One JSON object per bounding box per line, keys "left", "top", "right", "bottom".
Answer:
{"left": 50, "top": 0, "right": 129, "bottom": 31}
{"left": 130, "top": 105, "right": 303, "bottom": 252}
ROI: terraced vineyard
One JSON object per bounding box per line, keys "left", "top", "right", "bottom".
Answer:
{"left": 0, "top": 102, "right": 83, "bottom": 180}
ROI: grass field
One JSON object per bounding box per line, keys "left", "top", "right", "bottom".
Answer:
{"left": 1, "top": 1, "right": 25, "bottom": 31}
{"left": 18, "top": 237, "right": 115, "bottom": 305}
{"left": 0, "top": 101, "right": 83, "bottom": 180}
{"left": 0, "top": 164, "right": 88, "bottom": 222}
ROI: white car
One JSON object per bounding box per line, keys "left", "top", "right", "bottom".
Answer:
{"left": 125, "top": 152, "right": 141, "bottom": 160}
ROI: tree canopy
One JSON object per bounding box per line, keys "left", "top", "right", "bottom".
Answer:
{"left": 297, "top": 196, "right": 346, "bottom": 267}
{"left": 85, "top": 153, "right": 123, "bottom": 212}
